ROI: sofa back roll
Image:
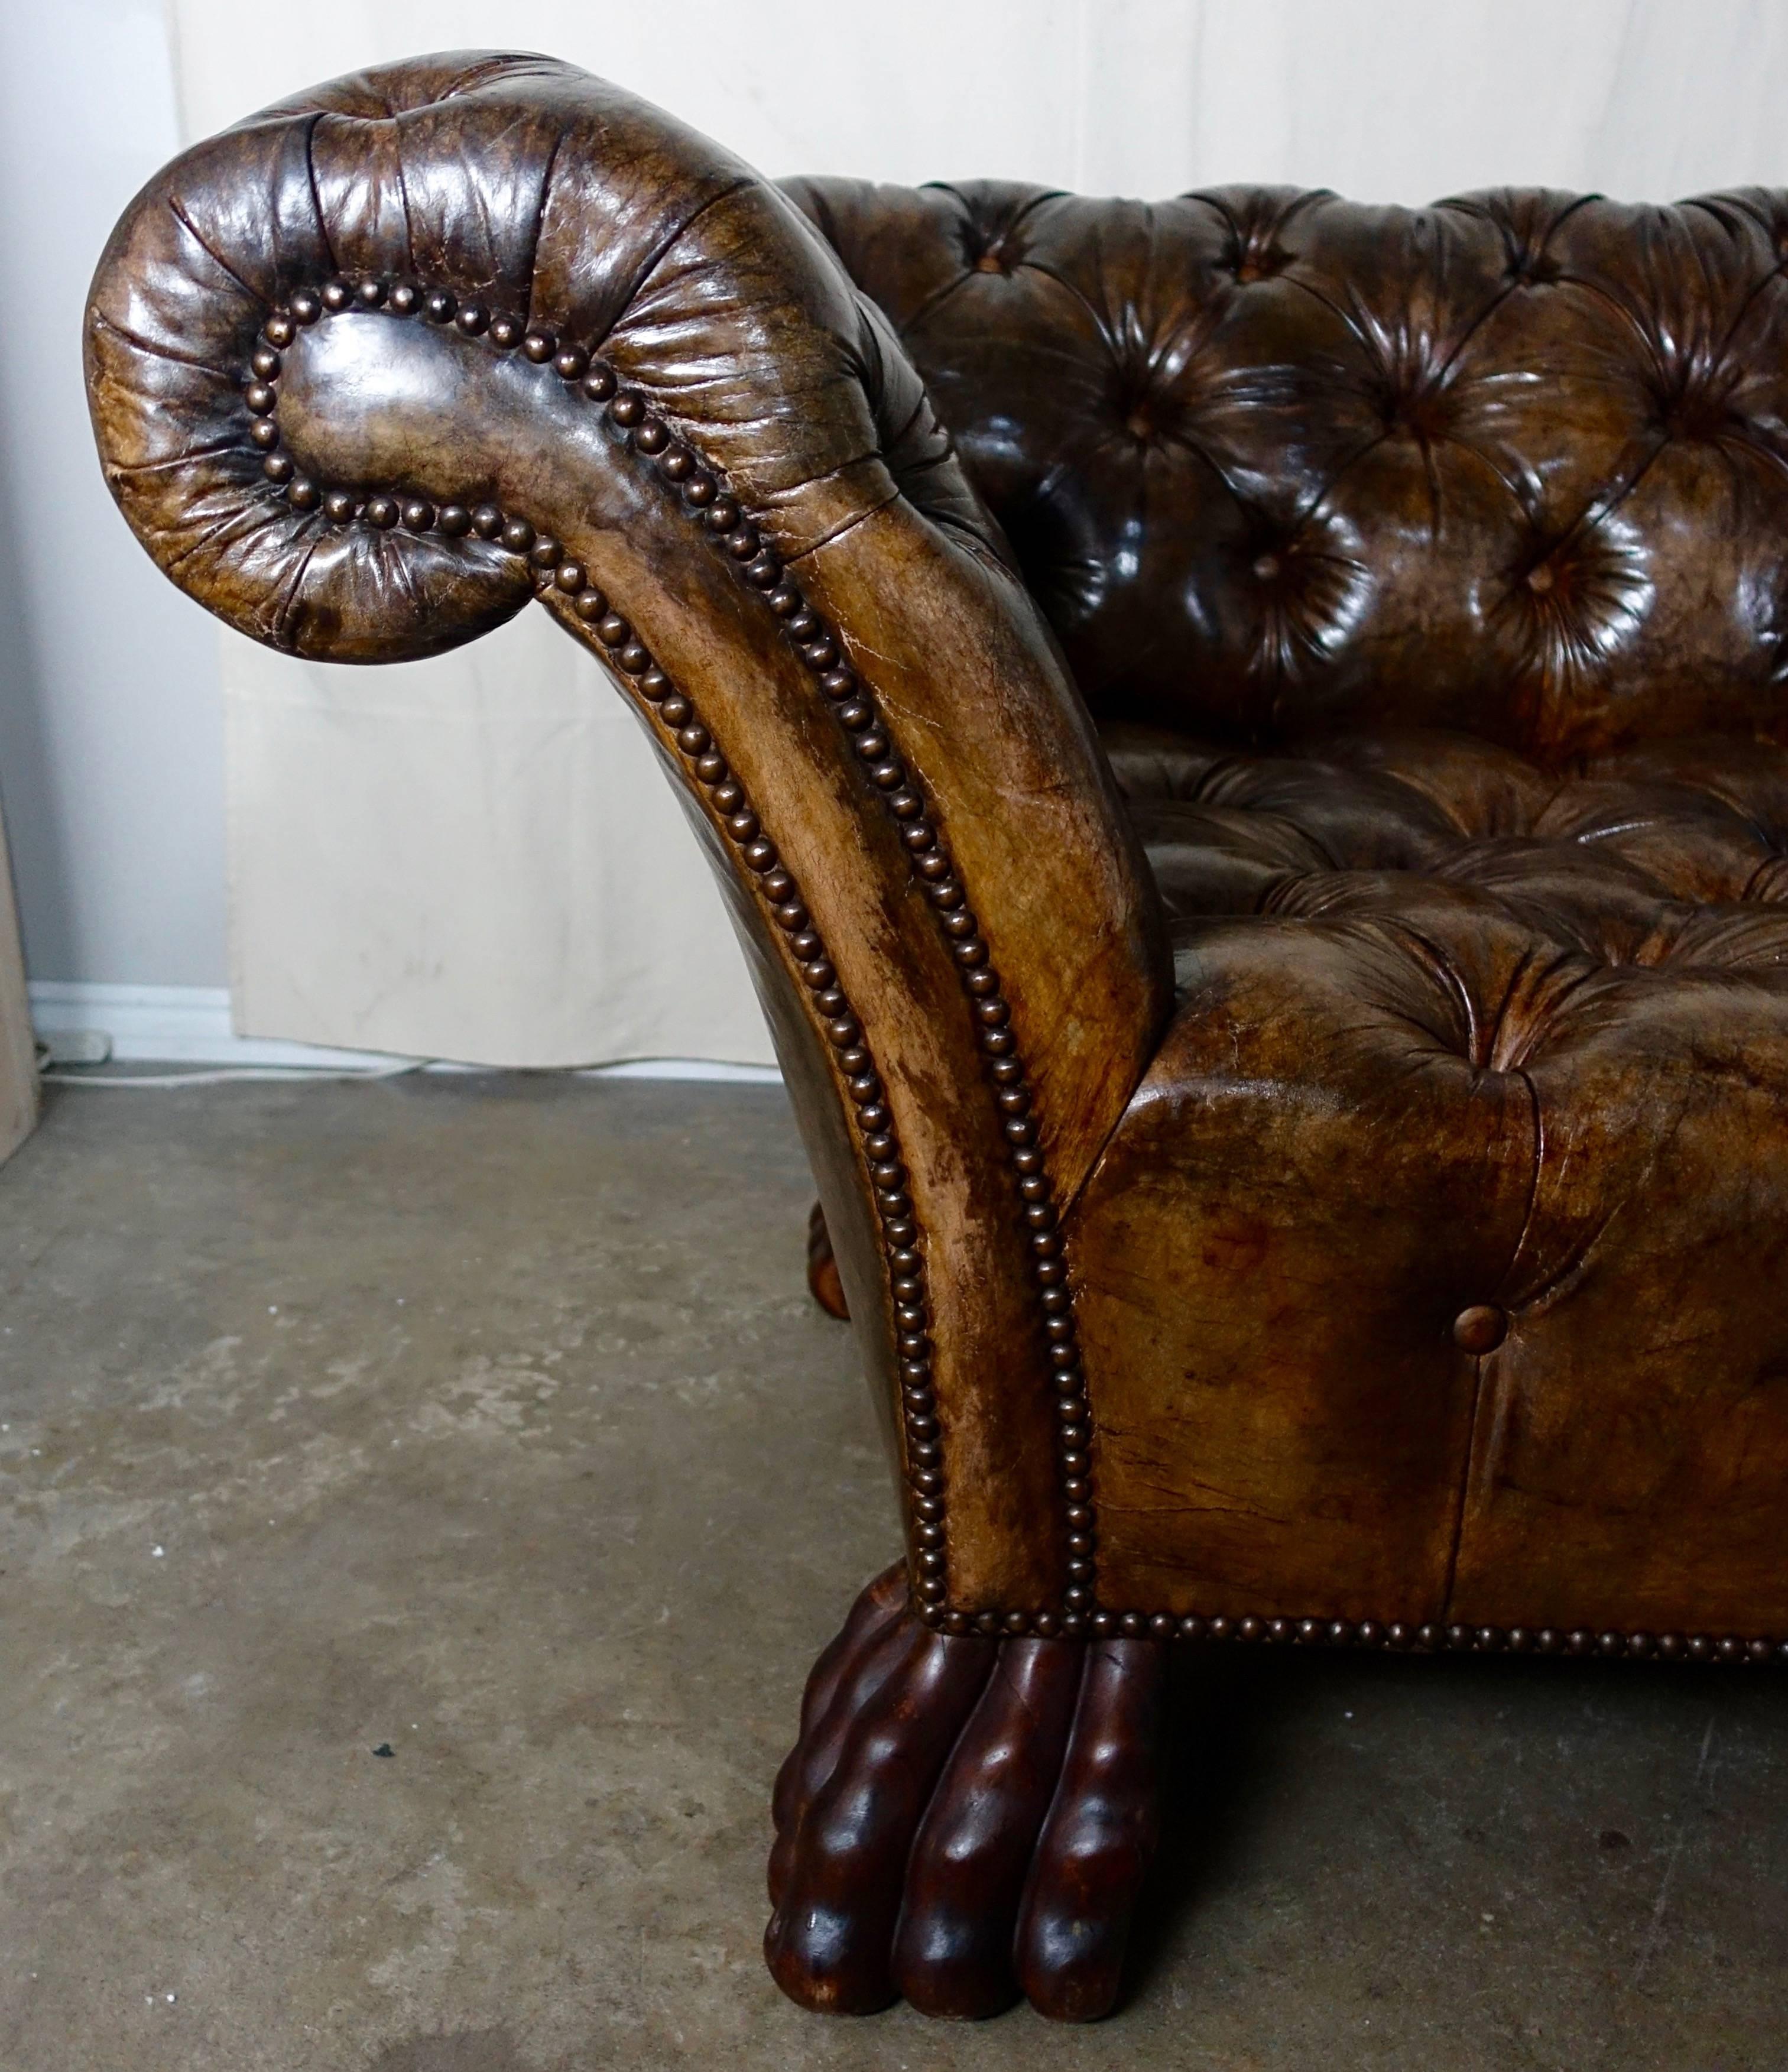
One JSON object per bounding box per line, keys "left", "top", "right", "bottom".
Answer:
{"left": 790, "top": 179, "right": 1788, "bottom": 765}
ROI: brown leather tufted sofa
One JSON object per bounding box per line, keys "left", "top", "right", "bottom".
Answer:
{"left": 86, "top": 51, "right": 1788, "bottom": 2024}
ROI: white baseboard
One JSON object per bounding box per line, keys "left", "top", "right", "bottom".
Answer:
{"left": 27, "top": 982, "right": 781, "bottom": 1082}
{"left": 30, "top": 983, "right": 379, "bottom": 1066}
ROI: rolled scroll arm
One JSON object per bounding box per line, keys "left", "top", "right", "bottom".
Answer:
{"left": 84, "top": 50, "right": 1171, "bottom": 1629}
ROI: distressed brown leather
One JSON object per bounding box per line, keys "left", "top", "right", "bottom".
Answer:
{"left": 786, "top": 177, "right": 1788, "bottom": 763}
{"left": 788, "top": 175, "right": 1788, "bottom": 1640}
{"left": 87, "top": 54, "right": 1788, "bottom": 1646}
{"left": 1075, "top": 725, "right": 1788, "bottom": 1630}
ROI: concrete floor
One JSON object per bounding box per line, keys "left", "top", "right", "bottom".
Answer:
{"left": 1, "top": 1074, "right": 1785, "bottom": 2071}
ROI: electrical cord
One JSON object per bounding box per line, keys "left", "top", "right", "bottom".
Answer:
{"left": 39, "top": 1058, "right": 429, "bottom": 1089}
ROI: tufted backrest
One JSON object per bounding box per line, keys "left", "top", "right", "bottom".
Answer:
{"left": 785, "top": 179, "right": 1788, "bottom": 767}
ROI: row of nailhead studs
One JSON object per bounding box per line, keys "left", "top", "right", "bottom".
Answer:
{"left": 261, "top": 272, "right": 1093, "bottom": 1627}
{"left": 510, "top": 329, "right": 1099, "bottom": 1634}
{"left": 244, "top": 280, "right": 953, "bottom": 1598}
{"left": 1176, "top": 1617, "right": 1788, "bottom": 1664}
{"left": 925, "top": 1606, "right": 1788, "bottom": 1661}
{"left": 251, "top": 281, "right": 1775, "bottom": 1658}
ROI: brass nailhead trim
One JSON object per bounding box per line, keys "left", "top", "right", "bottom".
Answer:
{"left": 586, "top": 361, "right": 1095, "bottom": 1636}
{"left": 240, "top": 281, "right": 1788, "bottom": 1661}
{"left": 1151, "top": 1617, "right": 1788, "bottom": 1664}
{"left": 244, "top": 279, "right": 947, "bottom": 1603}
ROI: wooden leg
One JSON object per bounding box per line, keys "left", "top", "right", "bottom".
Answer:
{"left": 765, "top": 1569, "right": 1166, "bottom": 2020}
{"left": 806, "top": 1200, "right": 850, "bottom": 1320}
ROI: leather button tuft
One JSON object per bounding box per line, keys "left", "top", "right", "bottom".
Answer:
{"left": 1526, "top": 563, "right": 1555, "bottom": 595}
{"left": 1252, "top": 553, "right": 1281, "bottom": 582}
{"left": 974, "top": 250, "right": 1007, "bottom": 274}
{"left": 1453, "top": 1304, "right": 1507, "bottom": 1354}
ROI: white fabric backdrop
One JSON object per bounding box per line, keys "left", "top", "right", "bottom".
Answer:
{"left": 170, "top": 1, "right": 1788, "bottom": 1066}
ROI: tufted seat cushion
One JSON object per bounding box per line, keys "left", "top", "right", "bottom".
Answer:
{"left": 1105, "top": 722, "right": 1788, "bottom": 961}
{"left": 1065, "top": 723, "right": 1788, "bottom": 1636}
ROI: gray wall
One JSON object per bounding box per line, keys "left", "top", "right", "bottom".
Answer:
{"left": 0, "top": 0, "right": 226, "bottom": 985}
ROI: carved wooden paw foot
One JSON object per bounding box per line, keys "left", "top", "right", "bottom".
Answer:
{"left": 765, "top": 1564, "right": 1166, "bottom": 2021}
